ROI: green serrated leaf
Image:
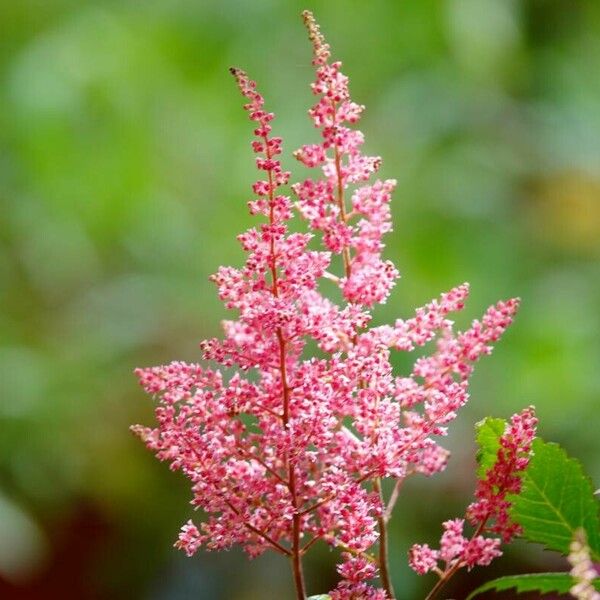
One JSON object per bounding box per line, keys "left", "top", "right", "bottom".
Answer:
{"left": 510, "top": 439, "right": 600, "bottom": 560}
{"left": 475, "top": 417, "right": 506, "bottom": 478}
{"left": 466, "top": 572, "right": 600, "bottom": 599}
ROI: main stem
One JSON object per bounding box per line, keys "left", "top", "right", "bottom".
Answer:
{"left": 290, "top": 467, "right": 307, "bottom": 600}
{"left": 374, "top": 479, "right": 396, "bottom": 599}
{"left": 332, "top": 107, "right": 396, "bottom": 599}
{"left": 265, "top": 137, "right": 307, "bottom": 600}
{"left": 333, "top": 140, "right": 352, "bottom": 279}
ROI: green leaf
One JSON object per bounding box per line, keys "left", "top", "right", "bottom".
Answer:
{"left": 510, "top": 439, "right": 600, "bottom": 560}
{"left": 307, "top": 596, "right": 331, "bottom": 600}
{"left": 474, "top": 417, "right": 506, "bottom": 478}
{"left": 466, "top": 572, "right": 600, "bottom": 599}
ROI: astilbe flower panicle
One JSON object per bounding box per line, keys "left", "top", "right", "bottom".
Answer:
{"left": 409, "top": 407, "right": 538, "bottom": 596}
{"left": 133, "top": 10, "right": 526, "bottom": 600}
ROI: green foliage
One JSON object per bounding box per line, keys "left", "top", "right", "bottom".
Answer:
{"left": 510, "top": 439, "right": 600, "bottom": 560}
{"left": 2, "top": 0, "right": 600, "bottom": 597}
{"left": 474, "top": 416, "right": 506, "bottom": 478}
{"left": 468, "top": 441, "right": 600, "bottom": 599}
{"left": 466, "top": 573, "right": 600, "bottom": 600}
{"left": 307, "top": 596, "right": 331, "bottom": 600}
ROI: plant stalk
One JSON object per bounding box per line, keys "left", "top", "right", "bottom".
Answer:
{"left": 263, "top": 132, "right": 307, "bottom": 600}
{"left": 374, "top": 478, "right": 396, "bottom": 599}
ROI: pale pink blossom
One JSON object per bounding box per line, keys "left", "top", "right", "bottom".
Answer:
{"left": 337, "top": 553, "right": 378, "bottom": 583}
{"left": 408, "top": 544, "right": 439, "bottom": 575}
{"left": 330, "top": 582, "right": 388, "bottom": 600}
{"left": 175, "top": 520, "right": 203, "bottom": 557}
{"left": 409, "top": 519, "right": 502, "bottom": 576}
{"left": 440, "top": 519, "right": 469, "bottom": 563}
{"left": 463, "top": 535, "right": 502, "bottom": 568}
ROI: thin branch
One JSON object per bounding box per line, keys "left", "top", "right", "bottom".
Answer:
{"left": 333, "top": 539, "right": 378, "bottom": 564}
{"left": 322, "top": 270, "right": 341, "bottom": 283}
{"left": 298, "top": 493, "right": 335, "bottom": 517}
{"left": 300, "top": 534, "right": 322, "bottom": 555}
{"left": 235, "top": 442, "right": 288, "bottom": 485}
{"left": 223, "top": 497, "right": 291, "bottom": 557}
{"left": 384, "top": 477, "right": 404, "bottom": 522}
{"left": 253, "top": 401, "right": 284, "bottom": 420}
{"left": 264, "top": 132, "right": 307, "bottom": 599}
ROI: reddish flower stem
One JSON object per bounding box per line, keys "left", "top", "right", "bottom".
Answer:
{"left": 301, "top": 533, "right": 322, "bottom": 555}
{"left": 298, "top": 493, "right": 335, "bottom": 517}
{"left": 333, "top": 123, "right": 396, "bottom": 596}
{"left": 235, "top": 442, "right": 287, "bottom": 485}
{"left": 264, "top": 135, "right": 307, "bottom": 600}
{"left": 384, "top": 478, "right": 404, "bottom": 522}
{"left": 373, "top": 478, "right": 396, "bottom": 599}
{"left": 331, "top": 98, "right": 396, "bottom": 598}
{"left": 332, "top": 102, "right": 352, "bottom": 280}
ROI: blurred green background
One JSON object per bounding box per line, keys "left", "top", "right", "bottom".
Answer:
{"left": 1, "top": 0, "right": 599, "bottom": 598}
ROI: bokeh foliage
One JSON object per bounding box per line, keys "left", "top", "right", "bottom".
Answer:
{"left": 1, "top": 0, "right": 599, "bottom": 598}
